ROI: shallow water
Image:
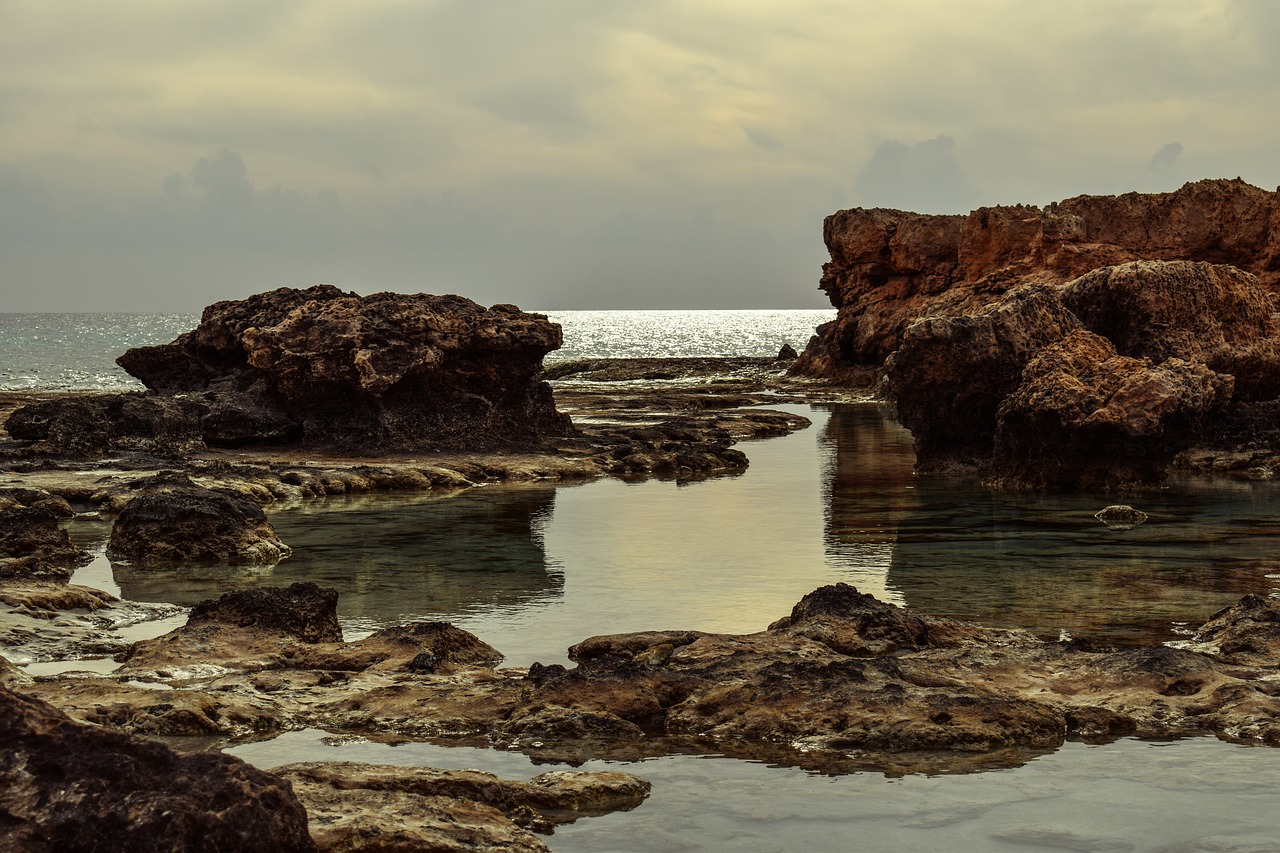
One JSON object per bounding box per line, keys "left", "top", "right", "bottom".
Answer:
{"left": 61, "top": 401, "right": 1280, "bottom": 850}
{"left": 81, "top": 403, "right": 1280, "bottom": 666}
{"left": 229, "top": 730, "right": 1280, "bottom": 853}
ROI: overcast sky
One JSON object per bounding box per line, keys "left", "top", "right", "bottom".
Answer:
{"left": 3, "top": 0, "right": 1279, "bottom": 312}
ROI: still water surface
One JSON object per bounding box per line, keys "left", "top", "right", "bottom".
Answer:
{"left": 68, "top": 402, "right": 1280, "bottom": 851}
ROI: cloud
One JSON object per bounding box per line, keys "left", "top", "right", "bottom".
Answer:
{"left": 853, "top": 136, "right": 983, "bottom": 214}
{"left": 3, "top": 2, "right": 1280, "bottom": 310}
{"left": 1138, "top": 142, "right": 1185, "bottom": 192}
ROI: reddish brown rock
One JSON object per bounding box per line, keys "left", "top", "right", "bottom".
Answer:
{"left": 1061, "top": 260, "right": 1280, "bottom": 400}
{"left": 993, "top": 331, "right": 1234, "bottom": 488}
{"left": 0, "top": 685, "right": 315, "bottom": 852}
{"left": 796, "top": 179, "right": 1280, "bottom": 375}
{"left": 882, "top": 284, "right": 1082, "bottom": 464}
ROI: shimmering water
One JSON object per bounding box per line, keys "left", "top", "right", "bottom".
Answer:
{"left": 73, "top": 404, "right": 1280, "bottom": 668}
{"left": 0, "top": 309, "right": 834, "bottom": 391}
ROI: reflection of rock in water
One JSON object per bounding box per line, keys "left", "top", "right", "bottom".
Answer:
{"left": 820, "top": 403, "right": 1280, "bottom": 645}
{"left": 817, "top": 403, "right": 917, "bottom": 601}
{"left": 111, "top": 485, "right": 563, "bottom": 627}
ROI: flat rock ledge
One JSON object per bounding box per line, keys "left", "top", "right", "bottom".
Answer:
{"left": 16, "top": 582, "right": 1280, "bottom": 777}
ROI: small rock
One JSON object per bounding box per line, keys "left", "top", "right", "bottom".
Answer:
{"left": 1094, "top": 505, "right": 1149, "bottom": 529}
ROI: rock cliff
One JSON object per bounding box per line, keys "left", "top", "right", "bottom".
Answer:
{"left": 796, "top": 180, "right": 1280, "bottom": 487}
{"left": 794, "top": 179, "right": 1280, "bottom": 374}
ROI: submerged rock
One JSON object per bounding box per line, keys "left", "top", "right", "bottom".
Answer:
{"left": 0, "top": 685, "right": 316, "bottom": 852}
{"left": 1093, "top": 505, "right": 1149, "bottom": 529}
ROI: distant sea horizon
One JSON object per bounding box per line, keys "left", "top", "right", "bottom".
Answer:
{"left": 0, "top": 308, "right": 835, "bottom": 393}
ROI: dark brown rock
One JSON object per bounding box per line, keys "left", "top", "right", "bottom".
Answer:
{"left": 993, "top": 331, "right": 1234, "bottom": 488}
{"left": 0, "top": 685, "right": 316, "bottom": 852}
{"left": 106, "top": 475, "right": 291, "bottom": 566}
{"left": 882, "top": 284, "right": 1082, "bottom": 464}
{"left": 0, "top": 504, "right": 91, "bottom": 581}
{"left": 186, "top": 582, "right": 341, "bottom": 644}
{"left": 117, "top": 285, "right": 573, "bottom": 449}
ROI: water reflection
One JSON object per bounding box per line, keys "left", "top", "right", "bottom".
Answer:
{"left": 820, "top": 404, "right": 1280, "bottom": 643}
{"left": 102, "top": 485, "right": 565, "bottom": 628}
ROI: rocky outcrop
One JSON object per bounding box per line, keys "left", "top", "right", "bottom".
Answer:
{"left": 27, "top": 583, "right": 1280, "bottom": 775}
{"left": 882, "top": 284, "right": 1082, "bottom": 464}
{"left": 106, "top": 475, "right": 291, "bottom": 566}
{"left": 0, "top": 504, "right": 91, "bottom": 581}
{"left": 0, "top": 685, "right": 316, "bottom": 852}
{"left": 793, "top": 181, "right": 1280, "bottom": 487}
{"left": 992, "top": 331, "right": 1234, "bottom": 488}
{"left": 117, "top": 285, "right": 573, "bottom": 449}
{"left": 795, "top": 179, "right": 1280, "bottom": 374}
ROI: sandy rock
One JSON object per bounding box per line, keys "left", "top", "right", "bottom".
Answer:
{"left": 0, "top": 685, "right": 316, "bottom": 852}
{"left": 275, "top": 761, "right": 650, "bottom": 838}
{"left": 106, "top": 475, "right": 291, "bottom": 566}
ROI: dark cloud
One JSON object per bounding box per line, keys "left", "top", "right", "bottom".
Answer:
{"left": 853, "top": 136, "right": 983, "bottom": 214}
{"left": 1137, "top": 142, "right": 1184, "bottom": 192}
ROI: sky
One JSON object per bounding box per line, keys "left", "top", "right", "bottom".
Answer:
{"left": 3, "top": 0, "right": 1279, "bottom": 312}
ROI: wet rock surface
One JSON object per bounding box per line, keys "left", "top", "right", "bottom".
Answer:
{"left": 19, "top": 582, "right": 1280, "bottom": 777}
{"left": 0, "top": 685, "right": 316, "bottom": 852}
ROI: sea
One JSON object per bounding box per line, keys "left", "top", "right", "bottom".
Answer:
{"left": 7, "top": 309, "right": 1280, "bottom": 852}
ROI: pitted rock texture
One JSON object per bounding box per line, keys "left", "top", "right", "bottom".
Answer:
{"left": 0, "top": 504, "right": 91, "bottom": 581}
{"left": 0, "top": 685, "right": 316, "bottom": 852}
{"left": 106, "top": 475, "right": 291, "bottom": 566}
{"left": 115, "top": 285, "right": 573, "bottom": 449}
{"left": 993, "top": 331, "right": 1234, "bottom": 488}
{"left": 795, "top": 179, "right": 1280, "bottom": 374}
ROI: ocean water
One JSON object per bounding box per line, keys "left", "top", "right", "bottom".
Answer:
{"left": 10, "top": 309, "right": 1280, "bottom": 851}
{"left": 0, "top": 309, "right": 834, "bottom": 391}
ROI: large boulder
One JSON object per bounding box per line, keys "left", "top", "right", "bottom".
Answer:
{"left": 117, "top": 285, "right": 573, "bottom": 449}
{"left": 882, "top": 284, "right": 1082, "bottom": 465}
{"left": 1060, "top": 260, "right": 1280, "bottom": 400}
{"left": 993, "top": 331, "right": 1234, "bottom": 488}
{"left": 106, "top": 476, "right": 291, "bottom": 566}
{"left": 0, "top": 685, "right": 316, "bottom": 852}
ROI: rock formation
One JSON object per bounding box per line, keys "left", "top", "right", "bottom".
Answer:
{"left": 795, "top": 179, "right": 1280, "bottom": 373}
{"left": 5, "top": 286, "right": 574, "bottom": 455}
{"left": 118, "top": 285, "right": 573, "bottom": 449}
{"left": 23, "top": 583, "right": 1280, "bottom": 776}
{"left": 0, "top": 503, "right": 91, "bottom": 581}
{"left": 0, "top": 685, "right": 316, "bottom": 852}
{"left": 795, "top": 180, "right": 1280, "bottom": 487}
{"left": 106, "top": 475, "right": 291, "bottom": 566}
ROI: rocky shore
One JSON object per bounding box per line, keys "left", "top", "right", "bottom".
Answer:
{"left": 794, "top": 179, "right": 1280, "bottom": 488}
{"left": 7, "top": 260, "right": 1280, "bottom": 848}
